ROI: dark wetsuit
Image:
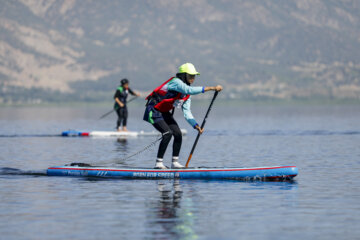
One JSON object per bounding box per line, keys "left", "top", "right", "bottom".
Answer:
{"left": 152, "top": 111, "right": 182, "bottom": 159}
{"left": 114, "top": 86, "right": 135, "bottom": 128}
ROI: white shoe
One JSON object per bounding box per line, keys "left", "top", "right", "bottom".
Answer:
{"left": 154, "top": 162, "right": 168, "bottom": 169}
{"left": 171, "top": 161, "right": 184, "bottom": 169}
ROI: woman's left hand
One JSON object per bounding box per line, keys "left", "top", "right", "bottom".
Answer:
{"left": 195, "top": 125, "right": 204, "bottom": 134}
{"left": 215, "top": 85, "right": 223, "bottom": 92}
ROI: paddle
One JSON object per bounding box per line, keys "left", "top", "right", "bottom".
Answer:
{"left": 185, "top": 91, "right": 219, "bottom": 168}
{"left": 99, "top": 109, "right": 115, "bottom": 120}
{"left": 99, "top": 96, "right": 138, "bottom": 120}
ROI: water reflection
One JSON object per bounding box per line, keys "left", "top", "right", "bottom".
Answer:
{"left": 109, "top": 138, "right": 129, "bottom": 165}
{"left": 147, "top": 180, "right": 197, "bottom": 240}
{"left": 115, "top": 138, "right": 128, "bottom": 151}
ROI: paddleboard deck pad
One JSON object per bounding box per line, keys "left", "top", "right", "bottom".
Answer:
{"left": 61, "top": 129, "right": 187, "bottom": 137}
{"left": 47, "top": 164, "right": 298, "bottom": 181}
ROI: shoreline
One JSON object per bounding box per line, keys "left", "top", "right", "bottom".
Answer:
{"left": 1, "top": 98, "right": 359, "bottom": 108}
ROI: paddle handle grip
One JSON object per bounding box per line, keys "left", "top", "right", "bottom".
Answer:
{"left": 127, "top": 96, "right": 138, "bottom": 104}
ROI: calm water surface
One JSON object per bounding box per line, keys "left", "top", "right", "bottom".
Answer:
{"left": 0, "top": 102, "right": 359, "bottom": 240}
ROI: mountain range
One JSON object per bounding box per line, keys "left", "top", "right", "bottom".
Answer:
{"left": 1, "top": 0, "right": 359, "bottom": 103}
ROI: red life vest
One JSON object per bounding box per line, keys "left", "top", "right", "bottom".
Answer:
{"left": 146, "top": 77, "right": 190, "bottom": 113}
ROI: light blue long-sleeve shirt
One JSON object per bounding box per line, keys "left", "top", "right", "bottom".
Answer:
{"left": 167, "top": 78, "right": 204, "bottom": 128}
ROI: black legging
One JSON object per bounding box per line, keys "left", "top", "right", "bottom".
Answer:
{"left": 153, "top": 112, "right": 182, "bottom": 159}
{"left": 116, "top": 107, "right": 128, "bottom": 128}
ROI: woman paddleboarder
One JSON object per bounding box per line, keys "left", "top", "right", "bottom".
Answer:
{"left": 144, "top": 63, "right": 222, "bottom": 169}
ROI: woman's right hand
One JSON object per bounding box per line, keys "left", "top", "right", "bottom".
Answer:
{"left": 204, "top": 85, "right": 223, "bottom": 92}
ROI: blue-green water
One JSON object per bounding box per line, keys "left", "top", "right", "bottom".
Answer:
{"left": 0, "top": 103, "right": 359, "bottom": 240}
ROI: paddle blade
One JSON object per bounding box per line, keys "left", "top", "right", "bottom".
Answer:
{"left": 185, "top": 153, "right": 193, "bottom": 168}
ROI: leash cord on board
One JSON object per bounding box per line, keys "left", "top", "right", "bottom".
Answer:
{"left": 113, "top": 133, "right": 166, "bottom": 164}
{"left": 69, "top": 132, "right": 169, "bottom": 167}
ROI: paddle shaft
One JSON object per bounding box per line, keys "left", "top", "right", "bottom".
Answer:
{"left": 185, "top": 91, "right": 219, "bottom": 167}
{"left": 99, "top": 96, "right": 137, "bottom": 120}
{"left": 99, "top": 109, "right": 114, "bottom": 119}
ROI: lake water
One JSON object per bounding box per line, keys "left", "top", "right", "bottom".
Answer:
{"left": 0, "top": 102, "right": 359, "bottom": 240}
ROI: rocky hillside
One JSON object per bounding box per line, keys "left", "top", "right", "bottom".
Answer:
{"left": 1, "top": 0, "right": 359, "bottom": 103}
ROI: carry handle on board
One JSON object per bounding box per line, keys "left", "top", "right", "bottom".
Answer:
{"left": 99, "top": 96, "right": 138, "bottom": 120}
{"left": 185, "top": 91, "right": 219, "bottom": 168}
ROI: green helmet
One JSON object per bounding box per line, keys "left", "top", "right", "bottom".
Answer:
{"left": 178, "top": 63, "right": 200, "bottom": 75}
